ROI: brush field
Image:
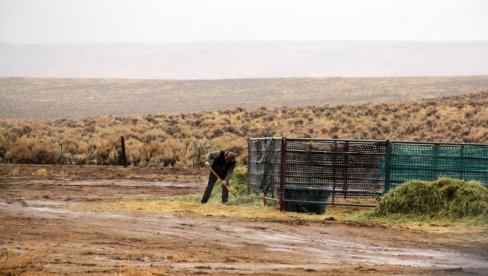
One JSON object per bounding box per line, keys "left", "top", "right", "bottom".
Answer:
{"left": 0, "top": 91, "right": 487, "bottom": 167}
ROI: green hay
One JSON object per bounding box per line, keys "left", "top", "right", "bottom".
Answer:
{"left": 373, "top": 177, "right": 488, "bottom": 220}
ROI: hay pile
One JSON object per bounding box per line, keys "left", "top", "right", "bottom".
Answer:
{"left": 374, "top": 178, "right": 488, "bottom": 219}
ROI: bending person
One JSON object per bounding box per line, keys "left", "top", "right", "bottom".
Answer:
{"left": 201, "top": 150, "right": 237, "bottom": 204}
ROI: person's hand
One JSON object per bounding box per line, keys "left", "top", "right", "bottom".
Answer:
{"left": 205, "top": 161, "right": 210, "bottom": 167}
{"left": 222, "top": 180, "right": 228, "bottom": 186}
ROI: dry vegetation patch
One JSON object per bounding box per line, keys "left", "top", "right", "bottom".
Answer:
{"left": 0, "top": 92, "right": 487, "bottom": 167}
{"left": 77, "top": 199, "right": 374, "bottom": 222}
{"left": 0, "top": 243, "right": 45, "bottom": 275}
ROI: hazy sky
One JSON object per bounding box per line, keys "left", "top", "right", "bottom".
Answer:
{"left": 1, "top": 0, "right": 487, "bottom": 44}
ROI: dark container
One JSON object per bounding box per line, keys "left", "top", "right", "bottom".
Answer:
{"left": 283, "top": 186, "right": 330, "bottom": 214}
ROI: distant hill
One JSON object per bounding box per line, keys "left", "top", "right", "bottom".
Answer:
{"left": 1, "top": 76, "right": 488, "bottom": 119}
{"left": 1, "top": 41, "right": 488, "bottom": 79}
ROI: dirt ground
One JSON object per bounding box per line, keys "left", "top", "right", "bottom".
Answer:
{"left": 1, "top": 165, "right": 487, "bottom": 275}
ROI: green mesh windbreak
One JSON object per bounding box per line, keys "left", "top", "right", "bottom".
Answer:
{"left": 385, "top": 142, "right": 488, "bottom": 190}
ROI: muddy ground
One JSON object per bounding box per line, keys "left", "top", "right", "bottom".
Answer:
{"left": 1, "top": 165, "right": 487, "bottom": 275}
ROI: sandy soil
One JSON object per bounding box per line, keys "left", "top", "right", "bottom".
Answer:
{"left": 1, "top": 165, "right": 487, "bottom": 275}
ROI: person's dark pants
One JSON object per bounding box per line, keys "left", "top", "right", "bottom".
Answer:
{"left": 201, "top": 172, "right": 228, "bottom": 203}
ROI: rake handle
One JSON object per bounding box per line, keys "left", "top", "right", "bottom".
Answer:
{"left": 208, "top": 166, "right": 238, "bottom": 198}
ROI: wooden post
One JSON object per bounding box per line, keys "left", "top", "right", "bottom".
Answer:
{"left": 121, "top": 136, "right": 127, "bottom": 167}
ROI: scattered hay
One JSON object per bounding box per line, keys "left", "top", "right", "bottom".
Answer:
{"left": 373, "top": 178, "right": 488, "bottom": 220}
{"left": 33, "top": 168, "right": 47, "bottom": 177}
{"left": 85, "top": 196, "right": 372, "bottom": 222}
{"left": 120, "top": 263, "right": 170, "bottom": 276}
{"left": 104, "top": 199, "right": 318, "bottom": 220}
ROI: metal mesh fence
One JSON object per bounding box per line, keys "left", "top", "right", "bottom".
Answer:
{"left": 248, "top": 138, "right": 488, "bottom": 208}
{"left": 284, "top": 139, "right": 387, "bottom": 198}
{"left": 248, "top": 138, "right": 281, "bottom": 196}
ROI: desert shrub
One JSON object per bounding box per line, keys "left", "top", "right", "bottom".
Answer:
{"left": 183, "top": 139, "right": 210, "bottom": 167}
{"left": 6, "top": 137, "right": 58, "bottom": 164}
{"left": 84, "top": 125, "right": 96, "bottom": 133}
{"left": 210, "top": 128, "right": 224, "bottom": 139}
{"left": 373, "top": 178, "right": 488, "bottom": 220}
{"left": 11, "top": 125, "right": 32, "bottom": 138}
{"left": 0, "top": 134, "right": 9, "bottom": 161}
{"left": 33, "top": 144, "right": 58, "bottom": 164}
{"left": 160, "top": 138, "right": 184, "bottom": 167}
{"left": 141, "top": 141, "right": 163, "bottom": 166}
{"left": 126, "top": 139, "right": 143, "bottom": 166}
{"left": 72, "top": 153, "right": 89, "bottom": 165}
{"left": 95, "top": 138, "right": 120, "bottom": 165}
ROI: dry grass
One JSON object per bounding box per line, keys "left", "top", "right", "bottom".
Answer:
{"left": 76, "top": 197, "right": 488, "bottom": 236}
{"left": 0, "top": 91, "right": 487, "bottom": 168}
{"left": 80, "top": 199, "right": 373, "bottom": 222}
{"left": 33, "top": 168, "right": 47, "bottom": 177}
{"left": 0, "top": 243, "right": 45, "bottom": 275}
{"left": 118, "top": 264, "right": 169, "bottom": 276}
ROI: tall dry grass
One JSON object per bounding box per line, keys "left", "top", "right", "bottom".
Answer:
{"left": 0, "top": 92, "right": 486, "bottom": 167}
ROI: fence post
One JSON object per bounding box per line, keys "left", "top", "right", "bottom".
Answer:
{"left": 121, "top": 136, "right": 127, "bottom": 167}
{"left": 279, "top": 137, "right": 286, "bottom": 211}
{"left": 384, "top": 140, "right": 391, "bottom": 192}
{"left": 247, "top": 138, "right": 251, "bottom": 195}
{"left": 331, "top": 140, "right": 338, "bottom": 204}
{"left": 460, "top": 144, "right": 465, "bottom": 180}
{"left": 433, "top": 143, "right": 439, "bottom": 179}
{"left": 342, "top": 141, "right": 349, "bottom": 198}
{"left": 59, "top": 140, "right": 64, "bottom": 165}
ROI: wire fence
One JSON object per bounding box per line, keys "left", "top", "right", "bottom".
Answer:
{"left": 248, "top": 137, "right": 488, "bottom": 211}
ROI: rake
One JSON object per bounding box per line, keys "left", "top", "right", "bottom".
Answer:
{"left": 208, "top": 166, "right": 238, "bottom": 198}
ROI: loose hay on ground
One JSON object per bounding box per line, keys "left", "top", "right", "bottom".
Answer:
{"left": 101, "top": 200, "right": 330, "bottom": 220}
{"left": 373, "top": 178, "right": 488, "bottom": 220}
